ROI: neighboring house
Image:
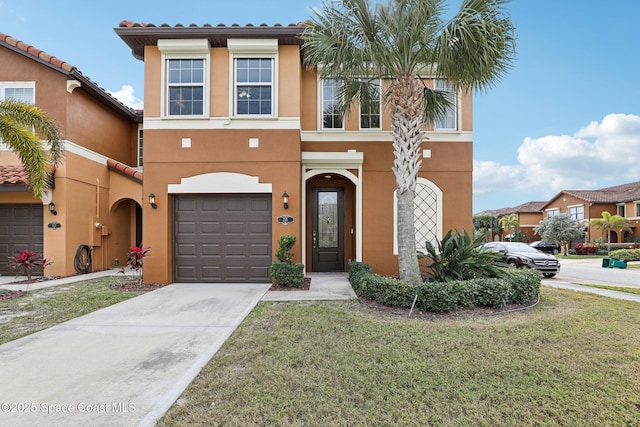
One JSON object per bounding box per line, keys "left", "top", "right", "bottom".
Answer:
{"left": 115, "top": 21, "right": 474, "bottom": 284}
{"left": 541, "top": 181, "right": 640, "bottom": 244}
{"left": 479, "top": 201, "right": 545, "bottom": 242}
{"left": 0, "top": 32, "right": 142, "bottom": 277}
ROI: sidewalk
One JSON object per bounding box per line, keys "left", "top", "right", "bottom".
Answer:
{"left": 542, "top": 279, "right": 640, "bottom": 303}
{"left": 0, "top": 271, "right": 357, "bottom": 426}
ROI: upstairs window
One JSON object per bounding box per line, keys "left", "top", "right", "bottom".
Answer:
{"left": 547, "top": 208, "right": 560, "bottom": 218}
{"left": 321, "top": 79, "right": 343, "bottom": 129}
{"left": 167, "top": 59, "right": 205, "bottom": 116}
{"left": 617, "top": 204, "right": 626, "bottom": 217}
{"left": 137, "top": 128, "right": 143, "bottom": 167}
{"left": 359, "top": 79, "right": 381, "bottom": 129}
{"left": 434, "top": 79, "right": 456, "bottom": 130}
{"left": 635, "top": 202, "right": 640, "bottom": 217}
{"left": 235, "top": 58, "right": 273, "bottom": 116}
{"left": 568, "top": 205, "right": 584, "bottom": 220}
{"left": 1, "top": 82, "right": 36, "bottom": 144}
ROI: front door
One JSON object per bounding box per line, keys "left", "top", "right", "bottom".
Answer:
{"left": 312, "top": 187, "right": 344, "bottom": 271}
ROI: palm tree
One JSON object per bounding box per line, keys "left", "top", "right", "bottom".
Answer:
{"left": 0, "top": 99, "right": 64, "bottom": 198}
{"left": 590, "top": 211, "right": 631, "bottom": 252}
{"left": 303, "top": 0, "right": 515, "bottom": 284}
{"left": 498, "top": 213, "right": 519, "bottom": 241}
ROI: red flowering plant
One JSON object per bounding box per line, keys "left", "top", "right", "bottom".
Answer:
{"left": 119, "top": 246, "right": 151, "bottom": 287}
{"left": 8, "top": 249, "right": 52, "bottom": 280}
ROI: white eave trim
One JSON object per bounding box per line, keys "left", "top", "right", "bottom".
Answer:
{"left": 157, "top": 39, "right": 210, "bottom": 54}
{"left": 300, "top": 130, "right": 472, "bottom": 143}
{"left": 227, "top": 38, "right": 278, "bottom": 54}
{"left": 302, "top": 151, "right": 364, "bottom": 168}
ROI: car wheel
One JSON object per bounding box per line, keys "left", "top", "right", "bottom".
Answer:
{"left": 507, "top": 260, "right": 518, "bottom": 268}
{"left": 552, "top": 249, "right": 559, "bottom": 255}
{"left": 543, "top": 273, "right": 556, "bottom": 278}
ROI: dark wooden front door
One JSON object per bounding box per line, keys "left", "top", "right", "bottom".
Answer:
{"left": 312, "top": 187, "right": 344, "bottom": 271}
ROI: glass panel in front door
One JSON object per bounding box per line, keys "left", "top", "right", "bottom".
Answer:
{"left": 318, "top": 191, "right": 338, "bottom": 248}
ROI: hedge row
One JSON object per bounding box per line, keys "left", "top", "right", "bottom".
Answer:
{"left": 348, "top": 261, "right": 542, "bottom": 313}
{"left": 608, "top": 249, "right": 640, "bottom": 261}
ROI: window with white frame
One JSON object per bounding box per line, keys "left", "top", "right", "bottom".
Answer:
{"left": 434, "top": 79, "right": 456, "bottom": 130}
{"left": 166, "top": 58, "right": 205, "bottom": 116}
{"left": 158, "top": 39, "right": 210, "bottom": 118}
{"left": 635, "top": 202, "right": 640, "bottom": 217}
{"left": 547, "top": 208, "right": 560, "bottom": 218}
{"left": 568, "top": 205, "right": 584, "bottom": 221}
{"left": 359, "top": 79, "right": 381, "bottom": 129}
{"left": 617, "top": 204, "right": 626, "bottom": 217}
{"left": 321, "top": 79, "right": 343, "bottom": 129}
{"left": 0, "top": 82, "right": 35, "bottom": 103}
{"left": 137, "top": 128, "right": 143, "bottom": 167}
{"left": 234, "top": 58, "right": 274, "bottom": 116}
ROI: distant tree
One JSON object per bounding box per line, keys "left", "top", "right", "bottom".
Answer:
{"left": 534, "top": 214, "right": 584, "bottom": 255}
{"left": 498, "top": 213, "right": 519, "bottom": 241}
{"left": 0, "top": 99, "right": 64, "bottom": 197}
{"left": 590, "top": 212, "right": 631, "bottom": 252}
{"left": 473, "top": 214, "right": 500, "bottom": 241}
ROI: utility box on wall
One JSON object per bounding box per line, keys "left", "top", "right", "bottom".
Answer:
{"left": 89, "top": 216, "right": 102, "bottom": 246}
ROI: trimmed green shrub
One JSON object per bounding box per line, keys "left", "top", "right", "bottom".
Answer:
{"left": 505, "top": 269, "right": 542, "bottom": 304}
{"left": 348, "top": 260, "right": 372, "bottom": 289}
{"left": 608, "top": 249, "right": 640, "bottom": 261}
{"left": 275, "top": 235, "right": 297, "bottom": 262}
{"left": 348, "top": 262, "right": 541, "bottom": 313}
{"left": 269, "top": 262, "right": 305, "bottom": 287}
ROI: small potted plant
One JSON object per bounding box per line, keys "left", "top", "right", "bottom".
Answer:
{"left": 269, "top": 235, "right": 304, "bottom": 287}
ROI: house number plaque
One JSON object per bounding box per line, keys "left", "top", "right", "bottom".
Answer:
{"left": 277, "top": 215, "right": 294, "bottom": 225}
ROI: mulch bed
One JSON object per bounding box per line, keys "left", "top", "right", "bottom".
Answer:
{"left": 0, "top": 290, "right": 25, "bottom": 301}
{"left": 357, "top": 294, "right": 540, "bottom": 319}
{"left": 269, "top": 277, "right": 311, "bottom": 291}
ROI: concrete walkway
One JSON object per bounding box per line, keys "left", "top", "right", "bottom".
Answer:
{"left": 542, "top": 279, "right": 640, "bottom": 303}
{"left": 0, "top": 271, "right": 356, "bottom": 427}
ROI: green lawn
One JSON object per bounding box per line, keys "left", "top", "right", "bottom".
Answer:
{"left": 0, "top": 279, "right": 144, "bottom": 345}
{"left": 579, "top": 284, "right": 640, "bottom": 295}
{"left": 159, "top": 288, "right": 640, "bottom": 426}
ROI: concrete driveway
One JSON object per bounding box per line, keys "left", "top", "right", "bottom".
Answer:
{"left": 0, "top": 282, "right": 270, "bottom": 427}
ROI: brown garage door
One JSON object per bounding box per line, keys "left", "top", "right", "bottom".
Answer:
{"left": 173, "top": 194, "right": 272, "bottom": 283}
{"left": 0, "top": 204, "right": 44, "bottom": 276}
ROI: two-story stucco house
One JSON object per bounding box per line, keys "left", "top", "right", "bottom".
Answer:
{"left": 115, "top": 21, "right": 474, "bottom": 284}
{"left": 0, "top": 32, "right": 142, "bottom": 277}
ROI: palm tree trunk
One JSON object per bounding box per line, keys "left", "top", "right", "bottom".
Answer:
{"left": 391, "top": 74, "right": 424, "bottom": 285}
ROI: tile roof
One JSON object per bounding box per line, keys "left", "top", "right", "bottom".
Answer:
{"left": 0, "top": 165, "right": 29, "bottom": 185}
{"left": 477, "top": 201, "right": 546, "bottom": 217}
{"left": 106, "top": 159, "right": 143, "bottom": 183}
{"left": 548, "top": 181, "right": 640, "bottom": 205}
{"left": 0, "top": 31, "right": 140, "bottom": 120}
{"left": 116, "top": 21, "right": 305, "bottom": 61}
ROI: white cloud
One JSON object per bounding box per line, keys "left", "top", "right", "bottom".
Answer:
{"left": 474, "top": 113, "right": 640, "bottom": 199}
{"left": 107, "top": 85, "right": 144, "bottom": 110}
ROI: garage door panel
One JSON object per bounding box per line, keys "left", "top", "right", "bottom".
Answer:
{"left": 176, "top": 221, "right": 197, "bottom": 235}
{"left": 0, "top": 204, "right": 44, "bottom": 275}
{"left": 174, "top": 194, "right": 272, "bottom": 283}
{"left": 176, "top": 243, "right": 197, "bottom": 256}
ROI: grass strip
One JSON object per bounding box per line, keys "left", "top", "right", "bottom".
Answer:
{"left": 578, "top": 283, "right": 640, "bottom": 295}
{"left": 159, "top": 287, "right": 640, "bottom": 426}
{"left": 0, "top": 279, "right": 143, "bottom": 345}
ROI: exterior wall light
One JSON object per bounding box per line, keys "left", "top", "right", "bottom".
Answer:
{"left": 48, "top": 202, "right": 57, "bottom": 216}
{"left": 282, "top": 191, "right": 289, "bottom": 210}
{"left": 149, "top": 193, "right": 157, "bottom": 209}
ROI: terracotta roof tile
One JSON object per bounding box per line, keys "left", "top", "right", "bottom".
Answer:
{"left": 0, "top": 165, "right": 29, "bottom": 185}
{"left": 106, "top": 159, "right": 143, "bottom": 183}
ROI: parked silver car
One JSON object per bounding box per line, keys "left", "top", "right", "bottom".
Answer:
{"left": 481, "top": 241, "right": 560, "bottom": 278}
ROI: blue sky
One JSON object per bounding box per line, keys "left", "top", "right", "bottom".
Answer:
{"left": 2, "top": 0, "right": 639, "bottom": 214}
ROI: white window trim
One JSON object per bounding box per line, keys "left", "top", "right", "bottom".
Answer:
{"left": 434, "top": 79, "right": 458, "bottom": 131}
{"left": 358, "top": 79, "right": 382, "bottom": 130}
{"left": 228, "top": 39, "right": 278, "bottom": 118}
{"left": 567, "top": 205, "right": 584, "bottom": 221}
{"left": 546, "top": 208, "right": 560, "bottom": 218}
{"left": 0, "top": 81, "right": 36, "bottom": 101}
{"left": 318, "top": 78, "right": 345, "bottom": 131}
{"left": 393, "top": 177, "right": 443, "bottom": 254}
{"left": 634, "top": 201, "right": 640, "bottom": 218}
{"left": 158, "top": 39, "right": 211, "bottom": 119}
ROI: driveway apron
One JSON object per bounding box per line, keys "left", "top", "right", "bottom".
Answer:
{"left": 0, "top": 282, "right": 270, "bottom": 427}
